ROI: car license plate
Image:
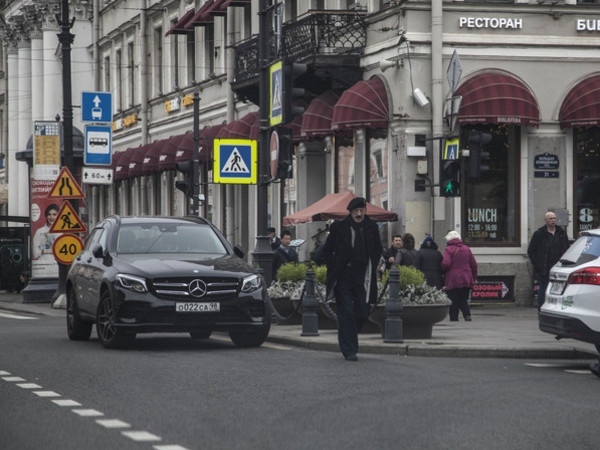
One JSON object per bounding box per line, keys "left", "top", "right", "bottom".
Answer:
{"left": 175, "top": 302, "right": 220, "bottom": 313}
{"left": 549, "top": 282, "right": 565, "bottom": 295}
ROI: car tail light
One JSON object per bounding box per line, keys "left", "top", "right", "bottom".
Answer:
{"left": 567, "top": 267, "right": 600, "bottom": 286}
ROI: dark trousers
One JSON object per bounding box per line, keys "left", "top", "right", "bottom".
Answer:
{"left": 447, "top": 287, "right": 471, "bottom": 320}
{"left": 537, "top": 273, "right": 549, "bottom": 311}
{"left": 334, "top": 274, "right": 370, "bottom": 357}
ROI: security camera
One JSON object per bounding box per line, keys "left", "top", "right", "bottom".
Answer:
{"left": 413, "top": 88, "right": 430, "bottom": 107}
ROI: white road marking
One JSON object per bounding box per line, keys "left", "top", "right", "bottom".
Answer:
{"left": 0, "top": 312, "right": 37, "bottom": 320}
{"left": 0, "top": 370, "right": 11, "bottom": 376}
{"left": 565, "top": 370, "right": 591, "bottom": 374}
{"left": 33, "top": 391, "right": 61, "bottom": 398}
{"left": 96, "top": 419, "right": 131, "bottom": 429}
{"left": 154, "top": 445, "right": 191, "bottom": 450}
{"left": 262, "top": 342, "right": 292, "bottom": 350}
{"left": 72, "top": 409, "right": 104, "bottom": 417}
{"left": 17, "top": 383, "right": 42, "bottom": 389}
{"left": 122, "top": 431, "right": 162, "bottom": 442}
{"left": 52, "top": 399, "right": 82, "bottom": 407}
{"left": 3, "top": 376, "right": 25, "bottom": 382}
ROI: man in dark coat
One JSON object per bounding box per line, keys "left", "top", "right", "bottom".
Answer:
{"left": 527, "top": 211, "right": 570, "bottom": 310}
{"left": 320, "top": 197, "right": 383, "bottom": 361}
{"left": 272, "top": 230, "right": 299, "bottom": 280}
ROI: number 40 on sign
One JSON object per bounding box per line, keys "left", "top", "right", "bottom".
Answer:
{"left": 52, "top": 234, "right": 84, "bottom": 265}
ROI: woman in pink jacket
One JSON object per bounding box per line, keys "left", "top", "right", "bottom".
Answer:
{"left": 441, "top": 230, "right": 478, "bottom": 322}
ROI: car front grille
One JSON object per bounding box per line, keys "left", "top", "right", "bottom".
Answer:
{"left": 151, "top": 276, "right": 240, "bottom": 300}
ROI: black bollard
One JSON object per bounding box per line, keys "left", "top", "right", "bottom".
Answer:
{"left": 384, "top": 265, "right": 403, "bottom": 343}
{"left": 301, "top": 269, "right": 319, "bottom": 336}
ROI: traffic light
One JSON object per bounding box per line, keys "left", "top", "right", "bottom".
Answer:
{"left": 440, "top": 160, "right": 461, "bottom": 197}
{"left": 276, "top": 127, "right": 294, "bottom": 179}
{"left": 467, "top": 130, "right": 492, "bottom": 178}
{"left": 175, "top": 161, "right": 192, "bottom": 196}
{"left": 282, "top": 61, "right": 307, "bottom": 124}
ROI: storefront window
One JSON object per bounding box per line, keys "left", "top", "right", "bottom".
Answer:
{"left": 574, "top": 127, "right": 600, "bottom": 236}
{"left": 368, "top": 130, "right": 389, "bottom": 241}
{"left": 336, "top": 136, "right": 355, "bottom": 193}
{"left": 462, "top": 125, "right": 520, "bottom": 246}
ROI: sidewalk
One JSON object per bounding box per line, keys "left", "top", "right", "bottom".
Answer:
{"left": 1, "top": 291, "right": 597, "bottom": 360}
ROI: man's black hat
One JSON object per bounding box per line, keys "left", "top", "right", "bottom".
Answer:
{"left": 347, "top": 197, "right": 367, "bottom": 211}
{"left": 267, "top": 227, "right": 276, "bottom": 233}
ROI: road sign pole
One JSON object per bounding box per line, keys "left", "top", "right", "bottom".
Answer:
{"left": 192, "top": 91, "right": 200, "bottom": 216}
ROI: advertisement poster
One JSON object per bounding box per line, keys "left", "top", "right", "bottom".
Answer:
{"left": 30, "top": 179, "right": 59, "bottom": 278}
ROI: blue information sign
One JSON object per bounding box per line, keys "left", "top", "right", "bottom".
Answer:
{"left": 84, "top": 125, "right": 112, "bottom": 166}
{"left": 82, "top": 91, "right": 113, "bottom": 123}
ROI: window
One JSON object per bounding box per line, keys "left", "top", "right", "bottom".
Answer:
{"left": 187, "top": 32, "right": 195, "bottom": 84}
{"left": 155, "top": 26, "right": 163, "bottom": 95}
{"left": 127, "top": 42, "right": 135, "bottom": 107}
{"left": 574, "top": 127, "right": 600, "bottom": 236}
{"left": 171, "top": 19, "right": 180, "bottom": 90}
{"left": 116, "top": 49, "right": 122, "bottom": 111}
{"left": 462, "top": 125, "right": 520, "bottom": 246}
{"left": 103, "top": 55, "right": 110, "bottom": 91}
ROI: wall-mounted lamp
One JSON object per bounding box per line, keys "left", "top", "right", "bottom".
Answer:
{"left": 412, "top": 88, "right": 430, "bottom": 107}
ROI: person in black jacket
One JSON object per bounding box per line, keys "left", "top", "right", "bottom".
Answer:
{"left": 272, "top": 230, "right": 299, "bottom": 280}
{"left": 320, "top": 197, "right": 383, "bottom": 361}
{"left": 415, "top": 236, "right": 443, "bottom": 290}
{"left": 527, "top": 211, "right": 570, "bottom": 310}
{"left": 395, "top": 233, "right": 418, "bottom": 267}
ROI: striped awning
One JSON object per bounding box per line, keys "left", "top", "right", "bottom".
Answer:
{"left": 301, "top": 90, "right": 340, "bottom": 138}
{"left": 456, "top": 72, "right": 540, "bottom": 126}
{"left": 165, "top": 9, "right": 195, "bottom": 36}
{"left": 559, "top": 75, "right": 600, "bottom": 128}
{"left": 331, "top": 77, "right": 389, "bottom": 131}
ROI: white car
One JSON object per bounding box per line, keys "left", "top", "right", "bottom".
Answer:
{"left": 539, "top": 229, "right": 600, "bottom": 367}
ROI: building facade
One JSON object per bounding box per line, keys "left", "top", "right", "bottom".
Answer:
{"left": 1, "top": 0, "right": 600, "bottom": 303}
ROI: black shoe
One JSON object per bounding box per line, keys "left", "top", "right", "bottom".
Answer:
{"left": 464, "top": 316, "right": 472, "bottom": 321}
{"left": 450, "top": 318, "right": 459, "bottom": 322}
{"left": 345, "top": 354, "right": 358, "bottom": 361}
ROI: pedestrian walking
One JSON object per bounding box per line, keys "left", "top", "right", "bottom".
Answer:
{"left": 395, "top": 233, "right": 418, "bottom": 267}
{"left": 415, "top": 236, "right": 444, "bottom": 290}
{"left": 527, "top": 211, "right": 570, "bottom": 310}
{"left": 267, "top": 226, "right": 280, "bottom": 250}
{"left": 272, "top": 230, "right": 299, "bottom": 280}
{"left": 379, "top": 234, "right": 403, "bottom": 274}
{"left": 441, "top": 230, "right": 477, "bottom": 322}
{"left": 320, "top": 196, "right": 383, "bottom": 361}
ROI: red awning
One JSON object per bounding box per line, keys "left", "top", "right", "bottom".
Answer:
{"left": 284, "top": 114, "right": 303, "bottom": 143}
{"left": 165, "top": 9, "right": 195, "bottom": 36}
{"left": 143, "top": 139, "right": 165, "bottom": 173}
{"left": 113, "top": 149, "right": 133, "bottom": 182}
{"left": 331, "top": 77, "right": 389, "bottom": 131}
{"left": 301, "top": 90, "right": 340, "bottom": 138}
{"left": 559, "top": 75, "right": 600, "bottom": 128}
{"left": 207, "top": 0, "right": 227, "bottom": 16}
{"left": 184, "top": 1, "right": 216, "bottom": 28}
{"left": 128, "top": 144, "right": 151, "bottom": 178}
{"left": 200, "top": 123, "right": 226, "bottom": 160}
{"left": 455, "top": 72, "right": 540, "bottom": 126}
{"left": 175, "top": 131, "right": 194, "bottom": 163}
{"left": 283, "top": 191, "right": 398, "bottom": 225}
{"left": 158, "top": 134, "right": 187, "bottom": 170}
{"left": 217, "top": 112, "right": 259, "bottom": 140}
{"left": 221, "top": 0, "right": 252, "bottom": 7}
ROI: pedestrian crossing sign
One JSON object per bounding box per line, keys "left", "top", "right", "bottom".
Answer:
{"left": 213, "top": 139, "right": 258, "bottom": 184}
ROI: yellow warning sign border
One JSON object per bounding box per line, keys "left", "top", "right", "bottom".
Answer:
{"left": 52, "top": 234, "right": 84, "bottom": 265}
{"left": 47, "top": 166, "right": 85, "bottom": 199}
{"left": 213, "top": 139, "right": 257, "bottom": 185}
{"left": 49, "top": 200, "right": 88, "bottom": 234}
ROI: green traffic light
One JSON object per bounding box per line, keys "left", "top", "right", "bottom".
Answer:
{"left": 445, "top": 182, "right": 454, "bottom": 194}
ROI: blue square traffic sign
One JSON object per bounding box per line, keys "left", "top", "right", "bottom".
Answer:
{"left": 82, "top": 91, "right": 113, "bottom": 123}
{"left": 85, "top": 125, "right": 112, "bottom": 166}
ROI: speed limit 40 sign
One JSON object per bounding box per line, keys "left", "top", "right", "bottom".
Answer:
{"left": 52, "top": 234, "right": 84, "bottom": 265}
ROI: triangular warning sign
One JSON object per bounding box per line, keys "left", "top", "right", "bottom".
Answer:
{"left": 47, "top": 167, "right": 85, "bottom": 199}
{"left": 49, "top": 200, "right": 87, "bottom": 234}
{"left": 222, "top": 147, "right": 250, "bottom": 173}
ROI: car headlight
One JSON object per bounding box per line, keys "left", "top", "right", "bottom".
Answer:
{"left": 115, "top": 274, "right": 148, "bottom": 293}
{"left": 241, "top": 274, "right": 262, "bottom": 293}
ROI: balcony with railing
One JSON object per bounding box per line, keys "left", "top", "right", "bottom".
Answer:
{"left": 232, "top": 10, "right": 367, "bottom": 105}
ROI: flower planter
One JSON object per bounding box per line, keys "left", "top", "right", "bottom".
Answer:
{"left": 368, "top": 303, "right": 450, "bottom": 339}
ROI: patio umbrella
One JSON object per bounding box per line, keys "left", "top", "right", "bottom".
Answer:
{"left": 283, "top": 191, "right": 398, "bottom": 225}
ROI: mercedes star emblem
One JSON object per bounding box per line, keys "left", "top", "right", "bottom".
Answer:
{"left": 188, "top": 279, "right": 208, "bottom": 298}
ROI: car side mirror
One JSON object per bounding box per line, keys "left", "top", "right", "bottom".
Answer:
{"left": 233, "top": 245, "right": 245, "bottom": 259}
{"left": 92, "top": 244, "right": 104, "bottom": 258}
